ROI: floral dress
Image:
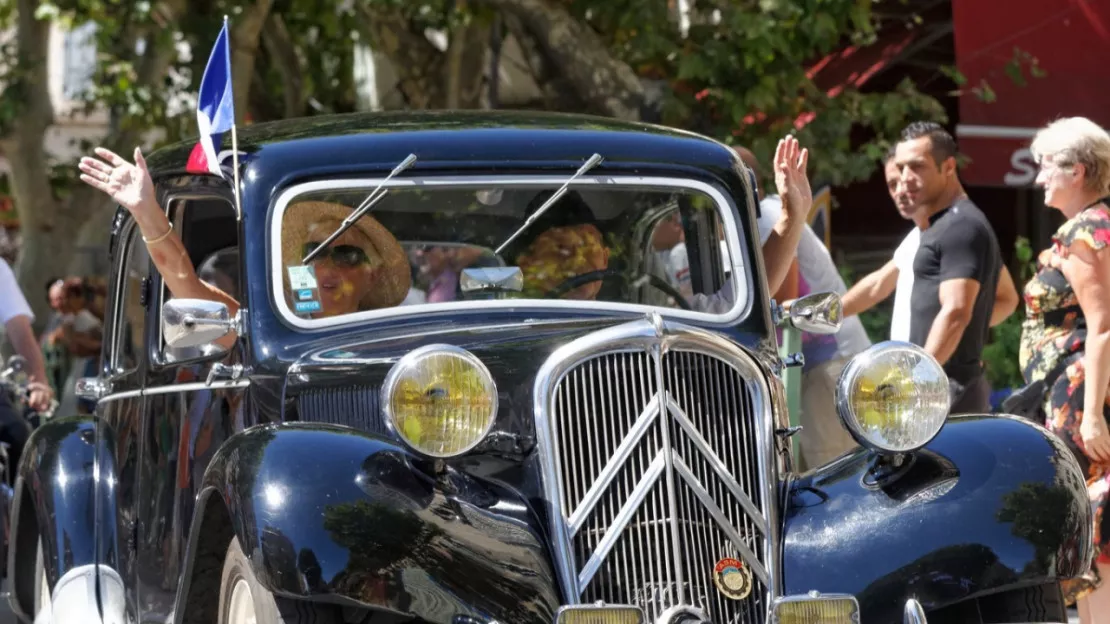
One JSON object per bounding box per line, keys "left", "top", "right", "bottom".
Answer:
{"left": 1019, "top": 204, "right": 1110, "bottom": 604}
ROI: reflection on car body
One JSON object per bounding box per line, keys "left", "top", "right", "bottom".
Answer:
{"left": 7, "top": 111, "right": 1091, "bottom": 624}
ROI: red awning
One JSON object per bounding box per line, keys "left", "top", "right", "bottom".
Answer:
{"left": 954, "top": 0, "right": 1110, "bottom": 187}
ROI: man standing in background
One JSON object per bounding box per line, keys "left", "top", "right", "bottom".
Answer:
{"left": 844, "top": 123, "right": 1014, "bottom": 413}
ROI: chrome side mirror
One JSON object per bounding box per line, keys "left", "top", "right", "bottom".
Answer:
{"left": 162, "top": 299, "right": 241, "bottom": 349}
{"left": 776, "top": 291, "right": 843, "bottom": 335}
{"left": 460, "top": 267, "right": 524, "bottom": 293}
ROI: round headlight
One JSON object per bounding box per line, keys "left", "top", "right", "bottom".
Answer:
{"left": 383, "top": 345, "right": 498, "bottom": 458}
{"left": 836, "top": 341, "right": 949, "bottom": 453}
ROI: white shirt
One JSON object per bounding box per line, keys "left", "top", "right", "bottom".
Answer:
{"left": 755, "top": 196, "right": 871, "bottom": 359}
{"left": 0, "top": 259, "right": 33, "bottom": 325}
{"left": 890, "top": 227, "right": 922, "bottom": 342}
{"left": 654, "top": 243, "right": 695, "bottom": 300}
{"left": 61, "top": 309, "right": 102, "bottom": 333}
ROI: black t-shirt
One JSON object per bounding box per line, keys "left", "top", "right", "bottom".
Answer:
{"left": 907, "top": 198, "right": 1001, "bottom": 384}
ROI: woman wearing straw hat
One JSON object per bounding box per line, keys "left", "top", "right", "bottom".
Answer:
{"left": 281, "top": 201, "right": 410, "bottom": 317}
{"left": 77, "top": 147, "right": 410, "bottom": 323}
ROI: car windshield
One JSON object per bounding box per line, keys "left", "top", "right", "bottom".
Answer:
{"left": 270, "top": 177, "right": 748, "bottom": 327}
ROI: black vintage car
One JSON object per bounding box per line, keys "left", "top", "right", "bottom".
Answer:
{"left": 7, "top": 111, "right": 1091, "bottom": 624}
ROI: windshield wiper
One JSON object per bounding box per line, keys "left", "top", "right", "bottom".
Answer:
{"left": 494, "top": 153, "right": 603, "bottom": 255}
{"left": 301, "top": 153, "right": 418, "bottom": 264}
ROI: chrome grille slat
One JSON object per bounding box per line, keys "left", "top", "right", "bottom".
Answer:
{"left": 536, "top": 319, "right": 778, "bottom": 624}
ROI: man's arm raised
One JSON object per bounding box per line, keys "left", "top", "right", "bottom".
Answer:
{"left": 841, "top": 259, "right": 898, "bottom": 318}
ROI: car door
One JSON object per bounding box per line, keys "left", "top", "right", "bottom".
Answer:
{"left": 133, "top": 192, "right": 249, "bottom": 620}
{"left": 93, "top": 217, "right": 154, "bottom": 617}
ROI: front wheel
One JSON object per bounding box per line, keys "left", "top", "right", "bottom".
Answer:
{"left": 218, "top": 537, "right": 339, "bottom": 624}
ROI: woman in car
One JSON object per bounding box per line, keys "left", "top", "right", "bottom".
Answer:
{"left": 78, "top": 147, "right": 410, "bottom": 319}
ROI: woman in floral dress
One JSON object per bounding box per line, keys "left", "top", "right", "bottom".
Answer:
{"left": 1019, "top": 117, "right": 1110, "bottom": 622}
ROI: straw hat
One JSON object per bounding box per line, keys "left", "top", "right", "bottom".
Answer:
{"left": 280, "top": 201, "right": 411, "bottom": 311}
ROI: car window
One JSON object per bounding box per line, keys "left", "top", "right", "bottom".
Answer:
{"left": 272, "top": 179, "right": 744, "bottom": 327}
{"left": 158, "top": 196, "right": 240, "bottom": 362}
{"left": 111, "top": 226, "right": 150, "bottom": 374}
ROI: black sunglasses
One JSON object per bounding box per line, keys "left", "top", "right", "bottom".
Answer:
{"left": 302, "top": 242, "right": 371, "bottom": 268}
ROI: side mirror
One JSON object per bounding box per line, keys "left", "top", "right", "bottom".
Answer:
{"left": 162, "top": 299, "right": 240, "bottom": 349}
{"left": 776, "top": 291, "right": 843, "bottom": 335}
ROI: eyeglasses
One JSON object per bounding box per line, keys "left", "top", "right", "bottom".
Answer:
{"left": 301, "top": 242, "right": 370, "bottom": 268}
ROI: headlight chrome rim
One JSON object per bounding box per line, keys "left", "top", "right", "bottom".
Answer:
{"left": 382, "top": 344, "right": 498, "bottom": 458}
{"left": 835, "top": 340, "right": 949, "bottom": 454}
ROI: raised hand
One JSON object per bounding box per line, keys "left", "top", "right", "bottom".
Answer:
{"left": 78, "top": 147, "right": 157, "bottom": 216}
{"left": 773, "top": 135, "right": 811, "bottom": 223}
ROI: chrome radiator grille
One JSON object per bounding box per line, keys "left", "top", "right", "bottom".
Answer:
{"left": 536, "top": 319, "right": 776, "bottom": 624}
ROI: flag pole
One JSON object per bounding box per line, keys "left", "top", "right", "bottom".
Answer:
{"left": 225, "top": 14, "right": 243, "bottom": 222}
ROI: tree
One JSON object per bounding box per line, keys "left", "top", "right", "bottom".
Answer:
{"left": 1, "top": 0, "right": 948, "bottom": 332}
{"left": 359, "top": 0, "right": 947, "bottom": 187}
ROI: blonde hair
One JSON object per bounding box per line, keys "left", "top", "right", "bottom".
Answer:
{"left": 1030, "top": 117, "right": 1110, "bottom": 194}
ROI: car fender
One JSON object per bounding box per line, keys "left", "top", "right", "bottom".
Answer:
{"left": 783, "top": 415, "right": 1093, "bottom": 621}
{"left": 6, "top": 416, "right": 123, "bottom": 622}
{"left": 174, "top": 422, "right": 560, "bottom": 624}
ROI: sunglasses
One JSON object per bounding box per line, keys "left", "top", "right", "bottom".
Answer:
{"left": 302, "top": 242, "right": 371, "bottom": 268}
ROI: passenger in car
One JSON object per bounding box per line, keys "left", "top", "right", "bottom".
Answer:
{"left": 281, "top": 201, "right": 411, "bottom": 317}
{"left": 78, "top": 148, "right": 411, "bottom": 321}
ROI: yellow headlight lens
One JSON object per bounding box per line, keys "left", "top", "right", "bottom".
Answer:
{"left": 836, "top": 341, "right": 949, "bottom": 453}
{"left": 383, "top": 345, "right": 497, "bottom": 457}
{"left": 772, "top": 594, "right": 859, "bottom": 624}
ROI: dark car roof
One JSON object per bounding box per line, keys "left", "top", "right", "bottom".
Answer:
{"left": 145, "top": 111, "right": 747, "bottom": 205}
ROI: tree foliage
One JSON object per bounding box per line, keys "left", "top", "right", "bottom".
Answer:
{"left": 0, "top": 0, "right": 949, "bottom": 328}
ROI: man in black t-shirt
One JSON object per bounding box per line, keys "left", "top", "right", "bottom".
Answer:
{"left": 891, "top": 122, "right": 1003, "bottom": 413}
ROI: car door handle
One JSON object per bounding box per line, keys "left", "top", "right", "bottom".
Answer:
{"left": 75, "top": 377, "right": 110, "bottom": 401}
{"left": 206, "top": 363, "right": 244, "bottom": 386}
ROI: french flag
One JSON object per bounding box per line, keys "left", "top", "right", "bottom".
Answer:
{"left": 186, "top": 20, "right": 235, "bottom": 177}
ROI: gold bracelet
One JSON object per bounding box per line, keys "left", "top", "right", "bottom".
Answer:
{"left": 142, "top": 223, "right": 173, "bottom": 245}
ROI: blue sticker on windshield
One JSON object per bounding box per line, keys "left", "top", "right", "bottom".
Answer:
{"left": 295, "top": 300, "right": 322, "bottom": 313}
{"left": 297, "top": 289, "right": 313, "bottom": 301}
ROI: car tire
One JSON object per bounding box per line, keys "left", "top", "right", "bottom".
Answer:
{"left": 217, "top": 536, "right": 340, "bottom": 624}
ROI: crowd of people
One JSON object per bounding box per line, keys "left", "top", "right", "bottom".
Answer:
{"left": 40, "top": 275, "right": 106, "bottom": 414}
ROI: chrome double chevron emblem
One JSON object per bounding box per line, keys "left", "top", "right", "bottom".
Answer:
{"left": 568, "top": 389, "right": 768, "bottom": 596}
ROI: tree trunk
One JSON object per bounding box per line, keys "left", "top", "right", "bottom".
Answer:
{"left": 357, "top": 6, "right": 447, "bottom": 109}
{"left": 3, "top": 0, "right": 190, "bottom": 334}
{"left": 231, "top": 0, "right": 276, "bottom": 123}
{"left": 445, "top": 19, "right": 492, "bottom": 109}
{"left": 262, "top": 13, "right": 305, "bottom": 119}
{"left": 5, "top": 0, "right": 65, "bottom": 332}
{"left": 480, "top": 0, "right": 644, "bottom": 120}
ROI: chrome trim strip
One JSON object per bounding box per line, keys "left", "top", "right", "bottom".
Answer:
{"left": 576, "top": 452, "right": 666, "bottom": 593}
{"left": 652, "top": 336, "right": 688, "bottom": 604}
{"left": 144, "top": 380, "right": 251, "bottom": 395}
{"left": 672, "top": 455, "right": 767, "bottom": 583}
{"left": 89, "top": 388, "right": 144, "bottom": 405}
{"left": 568, "top": 399, "right": 660, "bottom": 536}
{"left": 269, "top": 175, "right": 755, "bottom": 331}
{"left": 903, "top": 598, "right": 926, "bottom": 624}
{"left": 666, "top": 395, "right": 767, "bottom": 533}
{"left": 533, "top": 317, "right": 781, "bottom": 608}
{"left": 91, "top": 379, "right": 250, "bottom": 405}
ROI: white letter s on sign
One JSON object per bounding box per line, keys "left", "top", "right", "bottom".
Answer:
{"left": 1004, "top": 148, "right": 1037, "bottom": 186}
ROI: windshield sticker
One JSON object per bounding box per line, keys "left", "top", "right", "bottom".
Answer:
{"left": 287, "top": 265, "right": 322, "bottom": 314}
